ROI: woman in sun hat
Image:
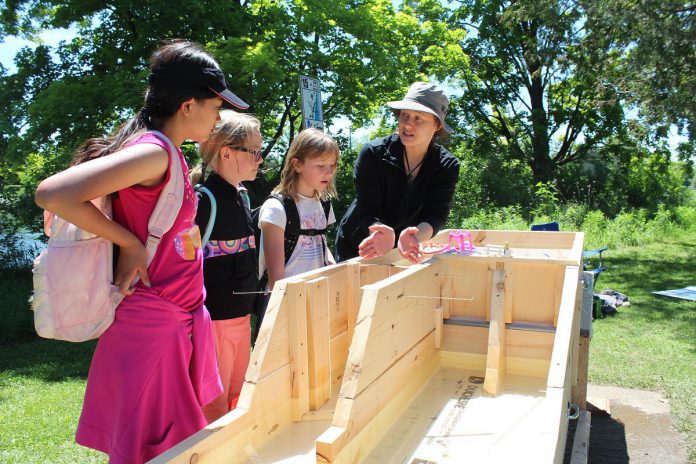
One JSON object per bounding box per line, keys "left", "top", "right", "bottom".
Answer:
{"left": 335, "top": 81, "right": 460, "bottom": 263}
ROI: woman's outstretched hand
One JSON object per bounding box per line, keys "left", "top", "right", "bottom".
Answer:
{"left": 114, "top": 240, "right": 151, "bottom": 295}
{"left": 358, "top": 224, "right": 395, "bottom": 259}
{"left": 398, "top": 227, "right": 423, "bottom": 264}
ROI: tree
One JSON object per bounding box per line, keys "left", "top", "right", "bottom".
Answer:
{"left": 0, "top": 0, "right": 465, "bottom": 223}
{"left": 584, "top": 0, "right": 696, "bottom": 143}
{"left": 449, "top": 0, "right": 624, "bottom": 184}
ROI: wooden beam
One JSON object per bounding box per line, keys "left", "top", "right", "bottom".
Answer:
{"left": 306, "top": 276, "right": 331, "bottom": 410}
{"left": 434, "top": 305, "right": 443, "bottom": 348}
{"left": 570, "top": 410, "right": 591, "bottom": 464}
{"left": 345, "top": 262, "right": 360, "bottom": 341}
{"left": 286, "top": 281, "right": 309, "bottom": 421}
{"left": 547, "top": 266, "right": 581, "bottom": 389}
{"left": 483, "top": 269, "right": 506, "bottom": 396}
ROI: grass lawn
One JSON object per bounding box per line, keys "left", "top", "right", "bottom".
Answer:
{"left": 1, "top": 234, "right": 694, "bottom": 462}
{"left": 588, "top": 235, "right": 696, "bottom": 461}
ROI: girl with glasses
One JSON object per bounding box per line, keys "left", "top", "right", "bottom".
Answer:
{"left": 191, "top": 110, "right": 263, "bottom": 422}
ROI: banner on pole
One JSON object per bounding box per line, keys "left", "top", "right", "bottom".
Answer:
{"left": 300, "top": 75, "right": 324, "bottom": 130}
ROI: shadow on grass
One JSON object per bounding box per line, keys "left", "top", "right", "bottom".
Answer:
{"left": 0, "top": 337, "right": 96, "bottom": 382}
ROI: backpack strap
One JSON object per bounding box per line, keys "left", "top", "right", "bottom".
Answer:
{"left": 194, "top": 185, "right": 217, "bottom": 248}
{"left": 271, "top": 193, "right": 332, "bottom": 265}
{"left": 143, "top": 130, "right": 185, "bottom": 268}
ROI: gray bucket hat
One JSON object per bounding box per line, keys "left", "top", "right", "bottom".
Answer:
{"left": 387, "top": 82, "right": 453, "bottom": 134}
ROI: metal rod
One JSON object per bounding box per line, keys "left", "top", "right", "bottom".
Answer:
{"left": 232, "top": 290, "right": 272, "bottom": 295}
{"left": 403, "top": 295, "right": 474, "bottom": 301}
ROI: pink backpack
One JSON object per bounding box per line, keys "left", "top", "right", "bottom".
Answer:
{"left": 31, "top": 131, "right": 185, "bottom": 342}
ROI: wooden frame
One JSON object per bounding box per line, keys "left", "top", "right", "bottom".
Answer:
{"left": 150, "top": 230, "right": 586, "bottom": 464}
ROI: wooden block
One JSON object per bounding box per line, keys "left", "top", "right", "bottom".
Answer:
{"left": 586, "top": 396, "right": 611, "bottom": 415}
{"left": 440, "top": 274, "right": 452, "bottom": 319}
{"left": 484, "top": 269, "right": 506, "bottom": 396}
{"left": 345, "top": 262, "right": 360, "bottom": 341}
{"left": 434, "top": 305, "right": 443, "bottom": 348}
{"left": 504, "top": 261, "right": 514, "bottom": 323}
{"left": 327, "top": 272, "right": 348, "bottom": 338}
{"left": 285, "top": 281, "right": 309, "bottom": 421}
{"left": 570, "top": 410, "right": 591, "bottom": 464}
{"left": 330, "top": 330, "right": 350, "bottom": 390}
{"left": 306, "top": 276, "right": 331, "bottom": 410}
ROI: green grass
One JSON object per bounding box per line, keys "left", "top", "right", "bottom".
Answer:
{"left": 1, "top": 235, "right": 694, "bottom": 462}
{"left": 0, "top": 339, "right": 105, "bottom": 463}
{"left": 588, "top": 235, "right": 696, "bottom": 461}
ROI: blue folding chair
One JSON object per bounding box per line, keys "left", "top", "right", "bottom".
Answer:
{"left": 531, "top": 222, "right": 607, "bottom": 289}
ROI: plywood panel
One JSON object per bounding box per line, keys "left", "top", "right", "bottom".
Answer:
{"left": 341, "top": 263, "right": 440, "bottom": 399}
{"left": 306, "top": 277, "right": 331, "bottom": 410}
{"left": 326, "top": 270, "right": 348, "bottom": 338}
{"left": 512, "top": 262, "right": 558, "bottom": 324}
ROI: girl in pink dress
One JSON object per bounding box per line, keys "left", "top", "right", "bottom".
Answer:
{"left": 35, "top": 40, "right": 249, "bottom": 464}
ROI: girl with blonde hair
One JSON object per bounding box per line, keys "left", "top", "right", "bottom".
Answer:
{"left": 256, "top": 128, "right": 339, "bottom": 328}
{"left": 193, "top": 110, "right": 263, "bottom": 422}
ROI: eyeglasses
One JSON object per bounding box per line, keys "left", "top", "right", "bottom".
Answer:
{"left": 229, "top": 146, "right": 264, "bottom": 162}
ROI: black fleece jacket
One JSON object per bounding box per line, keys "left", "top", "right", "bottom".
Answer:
{"left": 195, "top": 173, "right": 258, "bottom": 320}
{"left": 335, "top": 134, "right": 460, "bottom": 261}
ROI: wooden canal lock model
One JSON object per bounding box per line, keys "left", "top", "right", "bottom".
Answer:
{"left": 152, "top": 229, "right": 594, "bottom": 464}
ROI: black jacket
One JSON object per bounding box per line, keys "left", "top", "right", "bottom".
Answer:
{"left": 195, "top": 173, "right": 259, "bottom": 320}
{"left": 336, "top": 134, "right": 460, "bottom": 261}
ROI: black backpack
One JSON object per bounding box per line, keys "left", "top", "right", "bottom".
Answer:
{"left": 251, "top": 193, "right": 332, "bottom": 265}
{"left": 251, "top": 193, "right": 331, "bottom": 342}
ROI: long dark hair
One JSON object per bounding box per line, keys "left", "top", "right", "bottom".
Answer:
{"left": 71, "top": 40, "right": 219, "bottom": 166}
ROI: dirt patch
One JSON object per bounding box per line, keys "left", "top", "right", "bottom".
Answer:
{"left": 586, "top": 384, "right": 688, "bottom": 464}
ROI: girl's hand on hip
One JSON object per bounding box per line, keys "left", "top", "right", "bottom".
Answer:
{"left": 114, "top": 241, "right": 151, "bottom": 295}
{"left": 358, "top": 224, "right": 395, "bottom": 259}
{"left": 398, "top": 227, "right": 423, "bottom": 264}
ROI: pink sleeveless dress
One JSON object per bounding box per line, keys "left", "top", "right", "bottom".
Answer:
{"left": 75, "top": 133, "right": 222, "bottom": 463}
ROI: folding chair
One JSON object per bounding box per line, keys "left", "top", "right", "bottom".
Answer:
{"left": 530, "top": 221, "right": 607, "bottom": 289}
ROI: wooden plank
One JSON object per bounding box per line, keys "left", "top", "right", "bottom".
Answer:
{"left": 504, "top": 261, "right": 514, "bottom": 323}
{"left": 570, "top": 410, "right": 591, "bottom": 464}
{"left": 245, "top": 280, "right": 290, "bottom": 382}
{"left": 330, "top": 329, "right": 350, "bottom": 390}
{"left": 149, "top": 364, "right": 293, "bottom": 464}
{"left": 340, "top": 263, "right": 440, "bottom": 399}
{"left": 506, "top": 329, "right": 554, "bottom": 361}
{"left": 306, "top": 276, "right": 331, "bottom": 410}
{"left": 359, "top": 264, "right": 391, "bottom": 286}
{"left": 440, "top": 274, "right": 452, "bottom": 319}
{"left": 286, "top": 281, "right": 309, "bottom": 422}
{"left": 553, "top": 264, "right": 564, "bottom": 326}
{"left": 345, "top": 262, "right": 360, "bottom": 341}
{"left": 547, "top": 266, "right": 581, "bottom": 389}
{"left": 484, "top": 269, "right": 506, "bottom": 396}
{"left": 316, "top": 332, "right": 439, "bottom": 463}
{"left": 512, "top": 262, "right": 558, "bottom": 325}
{"left": 434, "top": 306, "right": 443, "bottom": 348}
{"left": 327, "top": 271, "right": 348, "bottom": 338}
{"left": 441, "top": 324, "right": 488, "bottom": 355}
{"left": 570, "top": 232, "right": 585, "bottom": 267}
{"left": 573, "top": 336, "right": 590, "bottom": 409}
